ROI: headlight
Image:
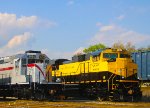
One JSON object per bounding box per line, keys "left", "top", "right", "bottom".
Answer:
{"left": 56, "top": 78, "right": 61, "bottom": 82}
{"left": 103, "top": 76, "right": 106, "bottom": 79}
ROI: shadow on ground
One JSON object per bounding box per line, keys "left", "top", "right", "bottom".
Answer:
{"left": 0, "top": 87, "right": 150, "bottom": 102}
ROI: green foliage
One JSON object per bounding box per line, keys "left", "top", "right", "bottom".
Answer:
{"left": 83, "top": 42, "right": 150, "bottom": 54}
{"left": 83, "top": 43, "right": 106, "bottom": 53}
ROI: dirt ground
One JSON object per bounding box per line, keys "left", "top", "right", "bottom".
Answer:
{"left": 0, "top": 100, "right": 150, "bottom": 108}
{"left": 141, "top": 87, "right": 150, "bottom": 102}
{"left": 0, "top": 87, "right": 150, "bottom": 108}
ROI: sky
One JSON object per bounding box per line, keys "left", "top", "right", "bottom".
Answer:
{"left": 0, "top": 0, "right": 150, "bottom": 59}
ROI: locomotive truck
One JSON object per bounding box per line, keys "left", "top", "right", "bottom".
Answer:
{"left": 0, "top": 50, "right": 62, "bottom": 100}
{"left": 49, "top": 48, "right": 142, "bottom": 101}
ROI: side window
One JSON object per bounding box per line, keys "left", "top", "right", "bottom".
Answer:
{"left": 43, "top": 59, "right": 49, "bottom": 69}
{"left": 0, "top": 60, "right": 4, "bottom": 64}
{"left": 21, "top": 59, "right": 27, "bottom": 75}
{"left": 15, "top": 60, "right": 20, "bottom": 75}
{"left": 120, "top": 54, "right": 130, "bottom": 58}
{"left": 22, "top": 59, "right": 26, "bottom": 64}
{"left": 27, "top": 55, "right": 36, "bottom": 59}
{"left": 45, "top": 59, "right": 49, "bottom": 64}
{"left": 15, "top": 61, "right": 19, "bottom": 68}
{"left": 92, "top": 56, "right": 97, "bottom": 62}
{"left": 22, "top": 59, "right": 26, "bottom": 66}
{"left": 92, "top": 54, "right": 100, "bottom": 62}
{"left": 28, "top": 59, "right": 36, "bottom": 64}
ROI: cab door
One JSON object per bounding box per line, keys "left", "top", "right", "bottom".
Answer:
{"left": 14, "top": 59, "right": 20, "bottom": 76}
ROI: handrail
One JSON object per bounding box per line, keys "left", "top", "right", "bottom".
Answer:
{"left": 75, "top": 63, "right": 83, "bottom": 73}
{"left": 107, "top": 73, "right": 114, "bottom": 91}
{"left": 71, "top": 62, "right": 89, "bottom": 82}
{"left": 112, "top": 74, "right": 116, "bottom": 90}
{"left": 73, "top": 63, "right": 83, "bottom": 83}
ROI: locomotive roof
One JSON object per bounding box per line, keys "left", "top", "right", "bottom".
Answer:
{"left": 0, "top": 50, "right": 49, "bottom": 60}
{"left": 91, "top": 49, "right": 104, "bottom": 56}
{"left": 0, "top": 54, "right": 25, "bottom": 60}
{"left": 91, "top": 48, "right": 125, "bottom": 56}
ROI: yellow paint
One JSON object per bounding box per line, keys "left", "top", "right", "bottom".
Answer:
{"left": 52, "top": 48, "right": 137, "bottom": 79}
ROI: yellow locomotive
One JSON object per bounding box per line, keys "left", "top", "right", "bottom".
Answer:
{"left": 47, "top": 48, "right": 142, "bottom": 101}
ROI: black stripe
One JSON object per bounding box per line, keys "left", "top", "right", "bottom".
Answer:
{"left": 61, "top": 71, "right": 138, "bottom": 83}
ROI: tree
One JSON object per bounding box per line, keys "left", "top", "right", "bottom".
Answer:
{"left": 125, "top": 42, "right": 136, "bottom": 53}
{"left": 147, "top": 45, "right": 150, "bottom": 51}
{"left": 83, "top": 42, "right": 149, "bottom": 54}
{"left": 137, "top": 45, "right": 150, "bottom": 52}
{"left": 137, "top": 47, "right": 146, "bottom": 52}
{"left": 112, "top": 41, "right": 136, "bottom": 54}
{"left": 112, "top": 41, "right": 125, "bottom": 50}
{"left": 83, "top": 43, "right": 106, "bottom": 53}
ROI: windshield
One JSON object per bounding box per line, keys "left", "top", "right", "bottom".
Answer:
{"left": 28, "top": 59, "right": 43, "bottom": 64}
{"left": 103, "top": 53, "right": 118, "bottom": 59}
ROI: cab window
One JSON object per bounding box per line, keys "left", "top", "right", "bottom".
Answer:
{"left": 103, "top": 53, "right": 118, "bottom": 59}
{"left": 22, "top": 59, "right": 26, "bottom": 66}
{"left": 92, "top": 55, "right": 100, "bottom": 62}
{"left": 28, "top": 59, "right": 43, "bottom": 64}
{"left": 45, "top": 60, "right": 49, "bottom": 64}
